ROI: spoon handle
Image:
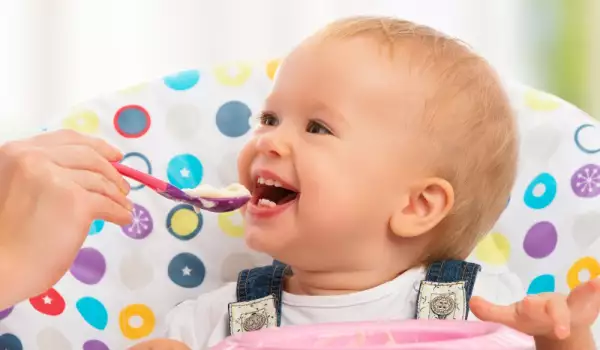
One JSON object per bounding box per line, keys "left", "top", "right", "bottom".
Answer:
{"left": 112, "top": 162, "right": 168, "bottom": 192}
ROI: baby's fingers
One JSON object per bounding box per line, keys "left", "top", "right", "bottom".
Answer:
{"left": 545, "top": 296, "right": 571, "bottom": 339}
{"left": 470, "top": 296, "right": 518, "bottom": 328}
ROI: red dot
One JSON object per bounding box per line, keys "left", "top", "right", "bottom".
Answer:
{"left": 29, "top": 288, "right": 66, "bottom": 316}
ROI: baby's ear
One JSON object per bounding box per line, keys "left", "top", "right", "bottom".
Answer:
{"left": 389, "top": 178, "right": 454, "bottom": 238}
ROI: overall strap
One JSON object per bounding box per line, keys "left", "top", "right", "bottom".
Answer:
{"left": 416, "top": 260, "right": 481, "bottom": 320}
{"left": 235, "top": 264, "right": 289, "bottom": 327}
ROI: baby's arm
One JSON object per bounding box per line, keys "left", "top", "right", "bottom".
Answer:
{"left": 129, "top": 338, "right": 191, "bottom": 350}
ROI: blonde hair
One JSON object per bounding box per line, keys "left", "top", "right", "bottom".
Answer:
{"left": 318, "top": 16, "right": 518, "bottom": 262}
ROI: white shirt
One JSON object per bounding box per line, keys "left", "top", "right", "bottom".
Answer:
{"left": 165, "top": 267, "right": 525, "bottom": 350}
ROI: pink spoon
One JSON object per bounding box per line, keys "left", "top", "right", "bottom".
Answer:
{"left": 112, "top": 162, "right": 250, "bottom": 213}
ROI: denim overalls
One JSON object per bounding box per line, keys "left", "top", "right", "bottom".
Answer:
{"left": 227, "top": 260, "right": 480, "bottom": 335}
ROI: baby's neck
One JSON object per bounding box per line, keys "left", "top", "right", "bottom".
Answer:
{"left": 285, "top": 266, "right": 406, "bottom": 296}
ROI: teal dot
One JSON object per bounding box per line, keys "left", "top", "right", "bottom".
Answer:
{"left": 523, "top": 173, "right": 557, "bottom": 209}
{"left": 216, "top": 101, "right": 252, "bottom": 137}
{"left": 0, "top": 333, "right": 22, "bottom": 350}
{"left": 527, "top": 274, "right": 555, "bottom": 295}
{"left": 76, "top": 297, "right": 108, "bottom": 330}
{"left": 167, "top": 154, "right": 204, "bottom": 189}
{"left": 88, "top": 220, "right": 105, "bottom": 236}
{"left": 164, "top": 70, "right": 200, "bottom": 91}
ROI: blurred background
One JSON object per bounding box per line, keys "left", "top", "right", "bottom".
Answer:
{"left": 0, "top": 0, "right": 598, "bottom": 138}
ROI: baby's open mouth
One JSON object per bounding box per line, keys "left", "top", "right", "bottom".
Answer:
{"left": 252, "top": 177, "right": 299, "bottom": 208}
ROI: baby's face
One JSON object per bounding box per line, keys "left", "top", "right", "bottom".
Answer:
{"left": 238, "top": 37, "right": 424, "bottom": 269}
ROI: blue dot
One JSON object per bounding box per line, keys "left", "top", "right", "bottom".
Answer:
{"left": 164, "top": 70, "right": 200, "bottom": 91}
{"left": 76, "top": 297, "right": 108, "bottom": 330}
{"left": 523, "top": 173, "right": 557, "bottom": 209}
{"left": 168, "top": 252, "right": 206, "bottom": 288}
{"left": 216, "top": 101, "right": 252, "bottom": 137}
{"left": 88, "top": 220, "right": 105, "bottom": 236}
{"left": 114, "top": 105, "right": 151, "bottom": 138}
{"left": 121, "top": 152, "right": 152, "bottom": 191}
{"left": 0, "top": 333, "right": 22, "bottom": 350}
{"left": 167, "top": 154, "right": 204, "bottom": 189}
{"left": 574, "top": 124, "right": 600, "bottom": 154}
{"left": 527, "top": 274, "right": 555, "bottom": 295}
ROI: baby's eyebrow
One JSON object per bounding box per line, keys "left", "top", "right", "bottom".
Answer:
{"left": 311, "top": 100, "right": 347, "bottom": 124}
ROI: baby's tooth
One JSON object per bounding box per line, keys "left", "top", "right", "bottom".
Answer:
{"left": 273, "top": 181, "right": 282, "bottom": 187}
{"left": 258, "top": 199, "right": 276, "bottom": 207}
{"left": 258, "top": 177, "right": 265, "bottom": 184}
{"left": 265, "top": 179, "right": 274, "bottom": 186}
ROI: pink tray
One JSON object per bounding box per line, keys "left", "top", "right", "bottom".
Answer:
{"left": 211, "top": 320, "right": 533, "bottom": 350}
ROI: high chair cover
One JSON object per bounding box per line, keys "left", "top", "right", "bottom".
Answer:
{"left": 0, "top": 60, "right": 598, "bottom": 349}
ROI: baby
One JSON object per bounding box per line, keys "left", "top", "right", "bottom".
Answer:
{"left": 134, "top": 16, "right": 600, "bottom": 350}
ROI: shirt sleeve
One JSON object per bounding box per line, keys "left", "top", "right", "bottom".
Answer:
{"left": 469, "top": 268, "right": 526, "bottom": 320}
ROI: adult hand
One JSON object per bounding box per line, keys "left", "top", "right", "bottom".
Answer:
{"left": 0, "top": 130, "right": 132, "bottom": 310}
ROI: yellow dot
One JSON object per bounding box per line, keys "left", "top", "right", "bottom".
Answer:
{"left": 214, "top": 62, "right": 252, "bottom": 86}
{"left": 567, "top": 256, "right": 600, "bottom": 290}
{"left": 474, "top": 232, "right": 511, "bottom": 265}
{"left": 218, "top": 210, "right": 245, "bottom": 238}
{"left": 171, "top": 208, "right": 199, "bottom": 237}
{"left": 266, "top": 59, "right": 280, "bottom": 80}
{"left": 119, "top": 83, "right": 148, "bottom": 95}
{"left": 524, "top": 90, "right": 561, "bottom": 111}
{"left": 119, "top": 304, "right": 155, "bottom": 340}
{"left": 61, "top": 110, "right": 100, "bottom": 134}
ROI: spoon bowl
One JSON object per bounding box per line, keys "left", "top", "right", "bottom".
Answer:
{"left": 112, "top": 162, "right": 250, "bottom": 213}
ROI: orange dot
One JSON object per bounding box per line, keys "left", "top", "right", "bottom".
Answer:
{"left": 266, "top": 59, "right": 281, "bottom": 80}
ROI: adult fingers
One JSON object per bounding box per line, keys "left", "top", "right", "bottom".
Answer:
{"left": 86, "top": 192, "right": 133, "bottom": 226}
{"left": 70, "top": 169, "right": 132, "bottom": 212}
{"left": 30, "top": 130, "right": 122, "bottom": 161}
{"left": 48, "top": 144, "right": 130, "bottom": 194}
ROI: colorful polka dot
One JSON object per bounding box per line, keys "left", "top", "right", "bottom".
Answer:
{"left": 119, "top": 304, "right": 155, "bottom": 340}
{"left": 216, "top": 101, "right": 252, "bottom": 137}
{"left": 574, "top": 124, "right": 600, "bottom": 154}
{"left": 571, "top": 164, "right": 600, "bottom": 198}
{"left": 87, "top": 220, "right": 105, "bottom": 236}
{"left": 527, "top": 274, "right": 555, "bottom": 295}
{"left": 166, "top": 104, "right": 202, "bottom": 139}
{"left": 164, "top": 70, "right": 200, "bottom": 91}
{"left": 0, "top": 333, "right": 22, "bottom": 350}
{"left": 62, "top": 110, "right": 100, "bottom": 134}
{"left": 266, "top": 59, "right": 281, "bottom": 80}
{"left": 168, "top": 252, "right": 206, "bottom": 288}
{"left": 567, "top": 256, "right": 600, "bottom": 290}
{"left": 121, "top": 203, "right": 153, "bottom": 239}
{"left": 523, "top": 172, "right": 557, "bottom": 209}
{"left": 120, "top": 152, "right": 152, "bottom": 190}
{"left": 218, "top": 210, "right": 245, "bottom": 238}
{"left": 523, "top": 221, "right": 558, "bottom": 259}
{"left": 36, "top": 327, "right": 72, "bottom": 350}
{"left": 76, "top": 297, "right": 109, "bottom": 330}
{"left": 524, "top": 89, "right": 561, "bottom": 111}
{"left": 83, "top": 340, "right": 109, "bottom": 350}
{"left": 113, "top": 105, "right": 151, "bottom": 138}
{"left": 30, "top": 288, "right": 65, "bottom": 316}
{"left": 474, "top": 232, "right": 511, "bottom": 265}
{"left": 166, "top": 204, "right": 203, "bottom": 241}
{"left": 70, "top": 247, "right": 107, "bottom": 285}
{"left": 214, "top": 63, "right": 252, "bottom": 86}
{"left": 120, "top": 251, "right": 154, "bottom": 290}
{"left": 167, "top": 154, "right": 204, "bottom": 189}
{"left": 0, "top": 306, "right": 13, "bottom": 320}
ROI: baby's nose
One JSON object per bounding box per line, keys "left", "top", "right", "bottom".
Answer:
{"left": 255, "top": 133, "right": 291, "bottom": 158}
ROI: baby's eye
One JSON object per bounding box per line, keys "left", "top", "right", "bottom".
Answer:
{"left": 306, "top": 120, "right": 333, "bottom": 135}
{"left": 259, "top": 112, "right": 279, "bottom": 127}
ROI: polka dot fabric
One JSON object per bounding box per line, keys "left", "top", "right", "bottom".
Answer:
{"left": 0, "top": 61, "right": 598, "bottom": 348}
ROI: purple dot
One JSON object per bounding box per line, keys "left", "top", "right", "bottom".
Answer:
{"left": 523, "top": 221, "right": 558, "bottom": 258}
{"left": 571, "top": 164, "right": 600, "bottom": 198}
{"left": 70, "top": 248, "right": 106, "bottom": 285}
{"left": 0, "top": 306, "right": 13, "bottom": 320}
{"left": 121, "top": 203, "right": 153, "bottom": 239}
{"left": 83, "top": 340, "right": 109, "bottom": 350}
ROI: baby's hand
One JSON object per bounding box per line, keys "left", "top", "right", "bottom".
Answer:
{"left": 470, "top": 278, "right": 600, "bottom": 341}
{"left": 129, "top": 338, "right": 191, "bottom": 350}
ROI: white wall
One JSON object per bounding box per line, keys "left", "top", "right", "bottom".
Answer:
{"left": 0, "top": 0, "right": 526, "bottom": 136}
